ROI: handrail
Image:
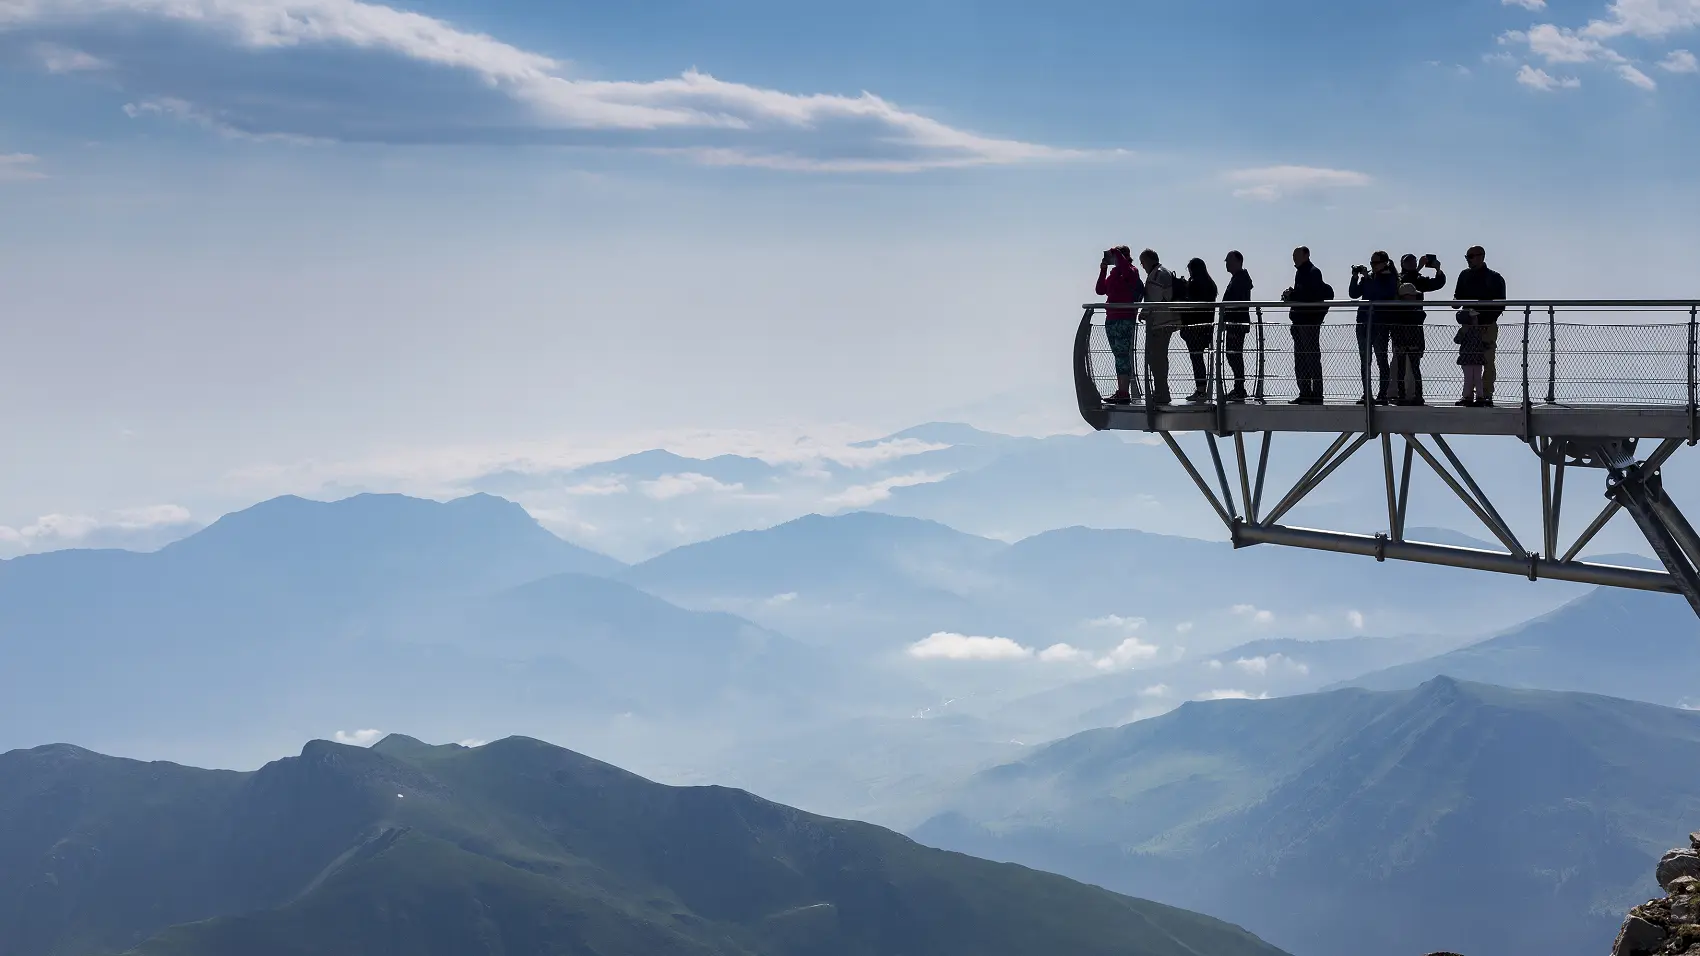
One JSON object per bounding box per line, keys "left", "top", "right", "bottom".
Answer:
{"left": 1085, "top": 299, "right": 1700, "bottom": 310}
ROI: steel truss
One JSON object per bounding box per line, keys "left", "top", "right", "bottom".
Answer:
{"left": 1161, "top": 430, "right": 1700, "bottom": 615}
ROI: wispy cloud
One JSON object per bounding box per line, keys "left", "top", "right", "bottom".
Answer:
{"left": 0, "top": 153, "right": 46, "bottom": 181}
{"left": 1230, "top": 603, "right": 1275, "bottom": 625}
{"left": 1660, "top": 48, "right": 1700, "bottom": 71}
{"left": 827, "top": 471, "right": 952, "bottom": 508}
{"left": 334, "top": 728, "right": 384, "bottom": 745}
{"left": 0, "top": 0, "right": 1100, "bottom": 172}
{"left": 0, "top": 504, "right": 197, "bottom": 554}
{"left": 1517, "top": 63, "right": 1583, "bottom": 89}
{"left": 638, "top": 473, "right": 744, "bottom": 500}
{"left": 906, "top": 632, "right": 1034, "bottom": 661}
{"left": 1038, "top": 642, "right": 1091, "bottom": 663}
{"left": 1619, "top": 62, "right": 1660, "bottom": 87}
{"left": 1226, "top": 165, "right": 1372, "bottom": 202}
{"left": 1094, "top": 637, "right": 1161, "bottom": 671}
{"left": 1582, "top": 0, "right": 1700, "bottom": 40}
{"left": 1504, "top": 0, "right": 1547, "bottom": 9}
{"left": 1233, "top": 654, "right": 1310, "bottom": 677}
{"left": 1200, "top": 689, "right": 1271, "bottom": 701}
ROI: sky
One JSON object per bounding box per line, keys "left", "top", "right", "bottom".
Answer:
{"left": 2, "top": 0, "right": 1699, "bottom": 545}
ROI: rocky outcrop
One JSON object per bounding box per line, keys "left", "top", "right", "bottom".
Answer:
{"left": 1613, "top": 832, "right": 1700, "bottom": 956}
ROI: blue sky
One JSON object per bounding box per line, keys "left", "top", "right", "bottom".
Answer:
{"left": 1, "top": 0, "right": 1698, "bottom": 543}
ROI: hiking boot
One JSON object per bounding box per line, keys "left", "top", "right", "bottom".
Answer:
{"left": 1184, "top": 389, "right": 1210, "bottom": 404}
{"left": 1225, "top": 386, "right": 1248, "bottom": 403}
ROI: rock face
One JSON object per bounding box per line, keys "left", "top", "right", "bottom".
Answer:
{"left": 1613, "top": 832, "right": 1700, "bottom": 956}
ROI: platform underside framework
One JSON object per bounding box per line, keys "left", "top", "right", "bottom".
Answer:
{"left": 1071, "top": 304, "right": 1700, "bottom": 617}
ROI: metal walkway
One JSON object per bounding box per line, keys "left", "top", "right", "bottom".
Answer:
{"left": 1071, "top": 299, "right": 1700, "bottom": 617}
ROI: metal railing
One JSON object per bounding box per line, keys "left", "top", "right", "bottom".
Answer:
{"left": 1078, "top": 299, "right": 1700, "bottom": 414}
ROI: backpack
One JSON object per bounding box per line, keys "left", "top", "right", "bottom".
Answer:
{"left": 1171, "top": 271, "right": 1190, "bottom": 301}
{"left": 1318, "top": 281, "right": 1334, "bottom": 318}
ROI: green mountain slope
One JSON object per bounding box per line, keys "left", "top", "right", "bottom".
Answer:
{"left": 0, "top": 736, "right": 1287, "bottom": 956}
{"left": 915, "top": 677, "right": 1700, "bottom": 956}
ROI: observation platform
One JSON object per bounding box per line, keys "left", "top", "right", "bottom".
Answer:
{"left": 1070, "top": 299, "right": 1700, "bottom": 617}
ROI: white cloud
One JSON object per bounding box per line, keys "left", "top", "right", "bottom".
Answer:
{"left": 1504, "top": 24, "right": 1624, "bottom": 63}
{"left": 1175, "top": 621, "right": 1195, "bottom": 634}
{"left": 826, "top": 471, "right": 951, "bottom": 508}
{"left": 1583, "top": 0, "right": 1700, "bottom": 39}
{"left": 1347, "top": 609, "right": 1366, "bottom": 630}
{"left": 1094, "top": 637, "right": 1161, "bottom": 671}
{"left": 1619, "top": 63, "right": 1660, "bottom": 87}
{"left": 1086, "top": 614, "right": 1147, "bottom": 632}
{"left": 1226, "top": 165, "right": 1372, "bottom": 202}
{"left": 764, "top": 592, "right": 799, "bottom": 606}
{"left": 0, "top": 152, "right": 46, "bottom": 181}
{"left": 33, "top": 41, "right": 107, "bottom": 72}
{"left": 1201, "top": 689, "right": 1271, "bottom": 701}
{"left": 1206, "top": 659, "right": 1224, "bottom": 671}
{"left": 1504, "top": 0, "right": 1547, "bottom": 8}
{"left": 334, "top": 728, "right": 384, "bottom": 746}
{"left": 1, "top": 0, "right": 1098, "bottom": 172}
{"left": 457, "top": 738, "right": 487, "bottom": 748}
{"left": 1039, "top": 642, "right": 1091, "bottom": 663}
{"left": 638, "top": 472, "right": 743, "bottom": 500}
{"left": 1517, "top": 64, "right": 1584, "bottom": 89}
{"left": 1233, "top": 654, "right": 1310, "bottom": 677}
{"left": 1660, "top": 48, "right": 1700, "bottom": 71}
{"left": 560, "top": 477, "right": 628, "bottom": 497}
{"left": 907, "top": 632, "right": 1034, "bottom": 662}
{"left": 0, "top": 503, "right": 196, "bottom": 552}
{"left": 1140, "top": 683, "right": 1170, "bottom": 698}
{"left": 1230, "top": 603, "right": 1275, "bottom": 625}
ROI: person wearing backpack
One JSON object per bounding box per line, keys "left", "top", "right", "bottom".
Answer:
{"left": 1281, "top": 246, "right": 1333, "bottom": 404}
{"left": 1138, "top": 249, "right": 1180, "bottom": 405}
{"left": 1178, "top": 258, "right": 1220, "bottom": 403}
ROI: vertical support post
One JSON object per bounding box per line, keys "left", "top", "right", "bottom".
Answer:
{"left": 1214, "top": 304, "right": 1227, "bottom": 435}
{"left": 1552, "top": 459, "right": 1565, "bottom": 561}
{"left": 1521, "top": 305, "right": 1533, "bottom": 437}
{"left": 1364, "top": 303, "right": 1377, "bottom": 437}
{"left": 1541, "top": 451, "right": 1554, "bottom": 560}
{"left": 1254, "top": 306, "right": 1266, "bottom": 404}
{"left": 1688, "top": 304, "right": 1697, "bottom": 444}
{"left": 1251, "top": 431, "right": 1272, "bottom": 522}
{"left": 1143, "top": 317, "right": 1157, "bottom": 432}
{"left": 1381, "top": 433, "right": 1398, "bottom": 537}
{"left": 1545, "top": 305, "right": 1557, "bottom": 405}
{"left": 1234, "top": 431, "right": 1253, "bottom": 528}
{"left": 1395, "top": 438, "right": 1414, "bottom": 542}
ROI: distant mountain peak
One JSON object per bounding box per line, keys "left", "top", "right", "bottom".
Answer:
{"left": 852, "top": 422, "right": 1014, "bottom": 448}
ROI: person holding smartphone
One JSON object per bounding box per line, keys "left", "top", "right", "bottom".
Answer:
{"left": 1348, "top": 251, "right": 1399, "bottom": 405}
{"left": 1391, "top": 253, "right": 1447, "bottom": 406}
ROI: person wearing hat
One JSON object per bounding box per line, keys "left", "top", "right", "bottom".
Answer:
{"left": 1392, "top": 253, "right": 1447, "bottom": 406}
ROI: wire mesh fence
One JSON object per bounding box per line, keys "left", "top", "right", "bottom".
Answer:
{"left": 1083, "top": 302, "right": 1700, "bottom": 409}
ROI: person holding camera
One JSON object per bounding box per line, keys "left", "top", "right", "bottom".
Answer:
{"left": 1221, "top": 251, "right": 1254, "bottom": 403}
{"left": 1096, "top": 245, "right": 1145, "bottom": 404}
{"left": 1390, "top": 252, "right": 1447, "bottom": 406}
{"left": 1138, "top": 249, "right": 1179, "bottom": 405}
{"left": 1452, "top": 245, "right": 1507, "bottom": 406}
{"left": 1348, "top": 251, "right": 1400, "bottom": 405}
{"left": 1281, "top": 246, "right": 1331, "bottom": 404}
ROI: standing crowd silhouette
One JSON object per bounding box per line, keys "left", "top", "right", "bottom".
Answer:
{"left": 1095, "top": 245, "right": 1508, "bottom": 407}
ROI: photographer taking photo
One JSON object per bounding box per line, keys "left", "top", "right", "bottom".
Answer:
{"left": 1348, "top": 251, "right": 1399, "bottom": 405}
{"left": 1390, "top": 252, "right": 1447, "bottom": 406}
{"left": 1096, "top": 245, "right": 1144, "bottom": 404}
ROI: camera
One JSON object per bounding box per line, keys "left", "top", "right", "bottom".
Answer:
{"left": 1422, "top": 254, "right": 1440, "bottom": 268}
{"left": 1102, "top": 249, "right": 1117, "bottom": 266}
{"left": 1352, "top": 264, "right": 1368, "bottom": 275}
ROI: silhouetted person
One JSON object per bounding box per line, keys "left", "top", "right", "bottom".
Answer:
{"left": 1281, "top": 246, "right": 1331, "bottom": 404}
{"left": 1138, "top": 249, "right": 1179, "bottom": 405}
{"left": 1348, "top": 250, "right": 1399, "bottom": 404}
{"left": 1221, "top": 250, "right": 1254, "bottom": 402}
{"left": 1096, "top": 245, "right": 1144, "bottom": 404}
{"left": 1393, "top": 253, "right": 1447, "bottom": 406}
{"left": 1454, "top": 291, "right": 1487, "bottom": 406}
{"left": 1453, "top": 245, "right": 1507, "bottom": 406}
{"left": 1179, "top": 257, "right": 1220, "bottom": 403}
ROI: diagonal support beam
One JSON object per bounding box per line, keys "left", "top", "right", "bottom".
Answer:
{"left": 1405, "top": 435, "right": 1524, "bottom": 555}
{"left": 1381, "top": 433, "right": 1398, "bottom": 540}
{"left": 1206, "top": 432, "right": 1239, "bottom": 521}
{"left": 1162, "top": 432, "right": 1234, "bottom": 530}
{"left": 1251, "top": 431, "right": 1272, "bottom": 523}
{"left": 1395, "top": 439, "right": 1414, "bottom": 542}
{"left": 1262, "top": 433, "right": 1372, "bottom": 528}
{"left": 1431, "top": 434, "right": 1524, "bottom": 555}
{"left": 1235, "top": 432, "right": 1253, "bottom": 530}
{"left": 1560, "top": 438, "right": 1684, "bottom": 563}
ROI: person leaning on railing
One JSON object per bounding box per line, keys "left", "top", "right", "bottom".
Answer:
{"left": 1452, "top": 245, "right": 1507, "bottom": 406}
{"left": 1138, "top": 249, "right": 1180, "bottom": 405}
{"left": 1096, "top": 245, "right": 1145, "bottom": 405}
{"left": 1220, "top": 250, "right": 1254, "bottom": 403}
{"left": 1281, "top": 246, "right": 1332, "bottom": 404}
{"left": 1179, "top": 258, "right": 1220, "bottom": 404}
